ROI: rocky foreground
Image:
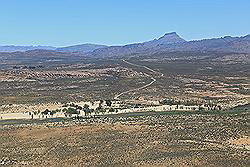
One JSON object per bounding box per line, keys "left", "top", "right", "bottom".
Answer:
{"left": 0, "top": 109, "right": 249, "bottom": 167}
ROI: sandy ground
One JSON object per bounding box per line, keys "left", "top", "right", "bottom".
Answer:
{"left": 0, "top": 103, "right": 63, "bottom": 114}
{"left": 0, "top": 102, "right": 67, "bottom": 120}
{"left": 0, "top": 112, "right": 66, "bottom": 120}
{"left": 0, "top": 112, "right": 32, "bottom": 120}
{"left": 227, "top": 136, "right": 250, "bottom": 150}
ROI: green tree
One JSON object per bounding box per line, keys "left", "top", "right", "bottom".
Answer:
{"left": 50, "top": 110, "right": 57, "bottom": 116}
{"left": 83, "top": 104, "right": 90, "bottom": 116}
{"left": 62, "top": 108, "right": 68, "bottom": 113}
{"left": 42, "top": 109, "right": 50, "bottom": 115}
{"left": 96, "top": 106, "right": 105, "bottom": 115}
{"left": 66, "top": 107, "right": 78, "bottom": 115}
{"left": 109, "top": 108, "right": 115, "bottom": 113}
{"left": 106, "top": 100, "right": 112, "bottom": 107}
{"left": 99, "top": 100, "right": 104, "bottom": 107}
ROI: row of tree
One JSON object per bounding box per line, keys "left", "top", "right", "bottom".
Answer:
{"left": 42, "top": 101, "right": 118, "bottom": 118}
{"left": 30, "top": 99, "right": 119, "bottom": 120}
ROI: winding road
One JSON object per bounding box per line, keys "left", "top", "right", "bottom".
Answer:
{"left": 114, "top": 59, "right": 161, "bottom": 100}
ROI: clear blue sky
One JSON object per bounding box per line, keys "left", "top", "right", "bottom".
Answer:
{"left": 0, "top": 0, "right": 249, "bottom": 46}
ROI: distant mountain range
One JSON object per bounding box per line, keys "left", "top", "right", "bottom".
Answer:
{"left": 90, "top": 32, "right": 250, "bottom": 57}
{"left": 0, "top": 44, "right": 107, "bottom": 53}
{"left": 56, "top": 44, "right": 107, "bottom": 53}
{"left": 0, "top": 32, "right": 250, "bottom": 56}
{"left": 0, "top": 45, "right": 56, "bottom": 52}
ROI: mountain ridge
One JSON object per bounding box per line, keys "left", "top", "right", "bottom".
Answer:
{"left": 56, "top": 44, "right": 108, "bottom": 53}
{"left": 90, "top": 33, "right": 250, "bottom": 57}
{"left": 0, "top": 32, "right": 249, "bottom": 55}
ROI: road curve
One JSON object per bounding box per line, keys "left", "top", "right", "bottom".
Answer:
{"left": 114, "top": 60, "right": 158, "bottom": 100}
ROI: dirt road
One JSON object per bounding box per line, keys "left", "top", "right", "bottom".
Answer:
{"left": 114, "top": 59, "right": 161, "bottom": 100}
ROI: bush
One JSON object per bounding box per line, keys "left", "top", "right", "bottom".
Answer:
{"left": 64, "top": 108, "right": 79, "bottom": 115}
{"left": 106, "top": 100, "right": 112, "bottom": 107}
{"left": 41, "top": 109, "right": 50, "bottom": 115}
{"left": 109, "top": 108, "right": 115, "bottom": 113}
{"left": 160, "top": 99, "right": 176, "bottom": 105}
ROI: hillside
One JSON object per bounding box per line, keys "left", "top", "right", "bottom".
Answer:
{"left": 56, "top": 44, "right": 108, "bottom": 53}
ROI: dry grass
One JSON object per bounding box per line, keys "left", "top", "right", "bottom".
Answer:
{"left": 0, "top": 111, "right": 249, "bottom": 166}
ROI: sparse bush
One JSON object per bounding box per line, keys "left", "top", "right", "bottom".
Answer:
{"left": 109, "top": 108, "right": 115, "bottom": 113}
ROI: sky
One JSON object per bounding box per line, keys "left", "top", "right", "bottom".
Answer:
{"left": 0, "top": 0, "right": 250, "bottom": 46}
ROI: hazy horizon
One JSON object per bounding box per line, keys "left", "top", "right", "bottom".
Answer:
{"left": 1, "top": 32, "right": 249, "bottom": 48}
